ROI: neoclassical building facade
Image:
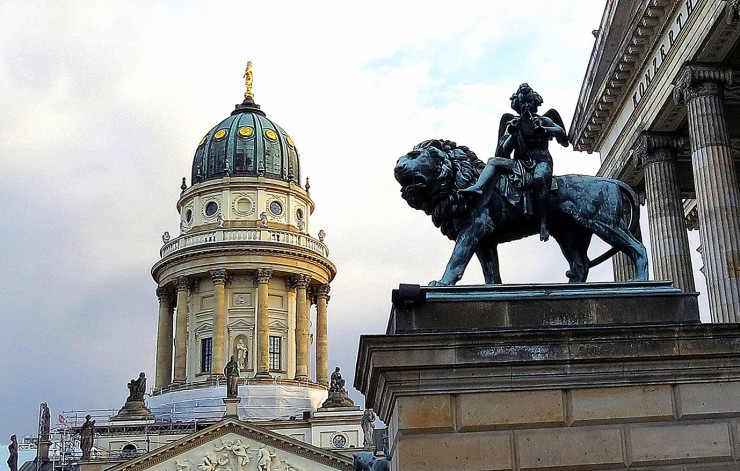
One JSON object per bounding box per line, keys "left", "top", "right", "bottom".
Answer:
{"left": 570, "top": 0, "right": 740, "bottom": 322}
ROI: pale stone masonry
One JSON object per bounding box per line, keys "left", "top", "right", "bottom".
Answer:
{"left": 358, "top": 324, "right": 740, "bottom": 470}
{"left": 636, "top": 132, "right": 695, "bottom": 292}
{"left": 674, "top": 63, "right": 740, "bottom": 322}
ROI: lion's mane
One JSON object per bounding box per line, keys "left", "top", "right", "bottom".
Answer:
{"left": 405, "top": 139, "right": 485, "bottom": 240}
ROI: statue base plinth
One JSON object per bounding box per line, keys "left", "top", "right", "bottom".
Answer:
{"left": 356, "top": 283, "right": 740, "bottom": 470}
{"left": 388, "top": 281, "right": 698, "bottom": 333}
{"left": 223, "top": 397, "right": 240, "bottom": 418}
{"left": 319, "top": 391, "right": 356, "bottom": 409}
{"left": 110, "top": 400, "right": 155, "bottom": 421}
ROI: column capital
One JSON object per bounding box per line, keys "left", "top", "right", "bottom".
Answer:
{"left": 288, "top": 274, "right": 311, "bottom": 290}
{"left": 634, "top": 132, "right": 687, "bottom": 167}
{"left": 726, "top": 0, "right": 740, "bottom": 25}
{"left": 175, "top": 276, "right": 190, "bottom": 292}
{"left": 255, "top": 268, "right": 273, "bottom": 284}
{"left": 210, "top": 269, "right": 228, "bottom": 285}
{"left": 311, "top": 284, "right": 331, "bottom": 305}
{"left": 156, "top": 286, "right": 173, "bottom": 301}
{"left": 673, "top": 63, "right": 733, "bottom": 104}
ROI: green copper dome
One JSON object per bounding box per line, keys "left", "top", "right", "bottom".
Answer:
{"left": 191, "top": 97, "right": 301, "bottom": 185}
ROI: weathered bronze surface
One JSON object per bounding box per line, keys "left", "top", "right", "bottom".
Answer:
{"left": 395, "top": 85, "right": 648, "bottom": 285}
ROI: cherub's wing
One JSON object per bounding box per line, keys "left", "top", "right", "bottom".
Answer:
{"left": 495, "top": 112, "right": 516, "bottom": 156}
{"left": 543, "top": 109, "right": 569, "bottom": 147}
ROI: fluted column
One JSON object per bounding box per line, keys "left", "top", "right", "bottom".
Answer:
{"left": 613, "top": 252, "right": 634, "bottom": 282}
{"left": 636, "top": 133, "right": 695, "bottom": 292}
{"left": 174, "top": 277, "right": 190, "bottom": 382}
{"left": 155, "top": 287, "right": 174, "bottom": 388}
{"left": 292, "top": 274, "right": 311, "bottom": 381}
{"left": 313, "top": 284, "right": 330, "bottom": 385}
{"left": 674, "top": 63, "right": 740, "bottom": 322}
{"left": 255, "top": 268, "right": 273, "bottom": 377}
{"left": 210, "top": 269, "right": 228, "bottom": 375}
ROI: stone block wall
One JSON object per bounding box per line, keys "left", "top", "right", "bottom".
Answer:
{"left": 391, "top": 384, "right": 740, "bottom": 470}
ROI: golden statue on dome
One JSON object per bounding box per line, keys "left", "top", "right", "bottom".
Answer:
{"left": 243, "top": 61, "right": 254, "bottom": 100}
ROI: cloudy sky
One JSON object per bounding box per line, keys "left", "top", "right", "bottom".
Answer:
{"left": 0, "top": 0, "right": 710, "bottom": 444}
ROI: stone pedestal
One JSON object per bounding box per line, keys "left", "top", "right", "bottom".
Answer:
{"left": 110, "top": 400, "right": 155, "bottom": 421}
{"left": 223, "top": 397, "right": 240, "bottom": 418}
{"left": 356, "top": 283, "right": 740, "bottom": 471}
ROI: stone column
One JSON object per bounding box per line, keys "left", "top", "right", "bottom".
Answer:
{"left": 155, "top": 287, "right": 174, "bottom": 388}
{"left": 173, "top": 277, "right": 190, "bottom": 382}
{"left": 313, "top": 284, "right": 330, "bottom": 385}
{"left": 674, "top": 63, "right": 740, "bottom": 322}
{"left": 255, "top": 268, "right": 273, "bottom": 377}
{"left": 612, "top": 252, "right": 635, "bottom": 282}
{"left": 636, "top": 133, "right": 696, "bottom": 293}
{"left": 210, "top": 269, "right": 228, "bottom": 376}
{"left": 292, "top": 274, "right": 311, "bottom": 381}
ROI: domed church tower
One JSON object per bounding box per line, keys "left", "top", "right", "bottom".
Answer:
{"left": 149, "top": 63, "right": 337, "bottom": 421}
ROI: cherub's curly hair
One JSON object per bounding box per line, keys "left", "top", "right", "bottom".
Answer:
{"left": 510, "top": 83, "right": 543, "bottom": 113}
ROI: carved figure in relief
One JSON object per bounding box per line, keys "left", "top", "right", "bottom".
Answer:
{"left": 256, "top": 447, "right": 276, "bottom": 471}
{"left": 175, "top": 459, "right": 193, "bottom": 471}
{"left": 198, "top": 453, "right": 228, "bottom": 471}
{"left": 215, "top": 439, "right": 250, "bottom": 471}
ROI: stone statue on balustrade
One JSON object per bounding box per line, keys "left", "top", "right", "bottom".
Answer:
{"left": 79, "top": 415, "right": 95, "bottom": 460}
{"left": 224, "top": 355, "right": 240, "bottom": 398}
{"left": 361, "top": 409, "right": 376, "bottom": 448}
{"left": 394, "top": 84, "right": 648, "bottom": 285}
{"left": 111, "top": 372, "right": 154, "bottom": 421}
{"left": 7, "top": 435, "right": 18, "bottom": 471}
{"left": 320, "top": 367, "right": 356, "bottom": 409}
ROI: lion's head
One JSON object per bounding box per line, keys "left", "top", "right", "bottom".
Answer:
{"left": 394, "top": 139, "right": 484, "bottom": 239}
{"left": 352, "top": 452, "right": 390, "bottom": 471}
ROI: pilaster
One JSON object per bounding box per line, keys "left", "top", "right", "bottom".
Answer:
{"left": 635, "top": 133, "right": 695, "bottom": 293}
{"left": 674, "top": 63, "right": 740, "bottom": 322}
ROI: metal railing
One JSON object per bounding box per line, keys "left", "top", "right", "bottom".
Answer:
{"left": 160, "top": 228, "right": 329, "bottom": 258}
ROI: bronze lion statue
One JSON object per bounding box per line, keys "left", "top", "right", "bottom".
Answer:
{"left": 353, "top": 452, "right": 390, "bottom": 471}
{"left": 394, "top": 139, "right": 648, "bottom": 285}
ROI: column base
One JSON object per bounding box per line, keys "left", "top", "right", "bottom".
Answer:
{"left": 254, "top": 372, "right": 273, "bottom": 379}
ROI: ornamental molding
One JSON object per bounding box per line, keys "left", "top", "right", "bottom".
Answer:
{"left": 210, "top": 270, "right": 229, "bottom": 285}
{"left": 176, "top": 277, "right": 191, "bottom": 292}
{"left": 572, "top": 0, "right": 698, "bottom": 152}
{"left": 634, "top": 132, "right": 688, "bottom": 166}
{"left": 288, "top": 274, "right": 311, "bottom": 290}
{"left": 104, "top": 420, "right": 353, "bottom": 471}
{"left": 255, "top": 268, "right": 273, "bottom": 284}
{"left": 673, "top": 63, "right": 733, "bottom": 104}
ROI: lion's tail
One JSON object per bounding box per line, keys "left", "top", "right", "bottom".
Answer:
{"left": 588, "top": 180, "right": 641, "bottom": 268}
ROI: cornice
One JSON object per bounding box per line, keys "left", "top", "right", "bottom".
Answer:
{"left": 571, "top": 0, "right": 684, "bottom": 152}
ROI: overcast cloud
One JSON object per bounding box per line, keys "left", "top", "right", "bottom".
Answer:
{"left": 0, "top": 0, "right": 709, "bottom": 443}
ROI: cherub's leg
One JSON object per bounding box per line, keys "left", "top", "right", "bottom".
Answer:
{"left": 533, "top": 162, "right": 553, "bottom": 241}
{"left": 461, "top": 157, "right": 516, "bottom": 196}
